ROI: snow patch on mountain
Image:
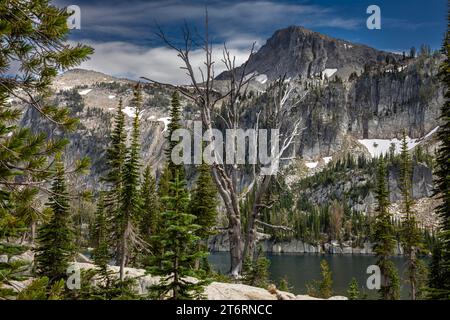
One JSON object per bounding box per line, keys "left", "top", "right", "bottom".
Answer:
{"left": 423, "top": 126, "right": 439, "bottom": 139}
{"left": 255, "top": 74, "right": 268, "bottom": 84}
{"left": 358, "top": 126, "right": 440, "bottom": 158}
{"left": 358, "top": 138, "right": 418, "bottom": 158}
{"left": 322, "top": 68, "right": 337, "bottom": 79}
{"left": 78, "top": 89, "right": 92, "bottom": 96}
{"left": 157, "top": 117, "right": 171, "bottom": 132}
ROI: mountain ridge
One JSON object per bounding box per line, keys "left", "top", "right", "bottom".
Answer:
{"left": 217, "top": 25, "right": 401, "bottom": 82}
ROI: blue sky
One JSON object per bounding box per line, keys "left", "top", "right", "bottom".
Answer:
{"left": 56, "top": 0, "right": 447, "bottom": 83}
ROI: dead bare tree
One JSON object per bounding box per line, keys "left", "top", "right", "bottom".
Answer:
{"left": 142, "top": 12, "right": 306, "bottom": 275}
{"left": 242, "top": 77, "right": 306, "bottom": 262}
{"left": 142, "top": 13, "right": 257, "bottom": 276}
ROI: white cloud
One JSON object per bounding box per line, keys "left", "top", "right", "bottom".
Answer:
{"left": 75, "top": 39, "right": 254, "bottom": 85}
{"left": 69, "top": 0, "right": 360, "bottom": 42}
{"left": 62, "top": 1, "right": 361, "bottom": 84}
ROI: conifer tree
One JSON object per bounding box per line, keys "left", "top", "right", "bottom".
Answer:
{"left": 165, "top": 92, "right": 184, "bottom": 178}
{"left": 318, "top": 260, "right": 333, "bottom": 299}
{"left": 139, "top": 166, "right": 159, "bottom": 240}
{"left": 189, "top": 162, "right": 218, "bottom": 269}
{"left": 399, "top": 131, "right": 425, "bottom": 300}
{"left": 148, "top": 173, "right": 207, "bottom": 300}
{"left": 117, "top": 85, "right": 144, "bottom": 280}
{"left": 0, "top": 1, "right": 91, "bottom": 292}
{"left": 103, "top": 99, "right": 127, "bottom": 260}
{"left": 347, "top": 278, "right": 360, "bottom": 300}
{"left": 242, "top": 246, "right": 270, "bottom": 288}
{"left": 91, "top": 194, "right": 110, "bottom": 274}
{"left": 158, "top": 166, "right": 172, "bottom": 200}
{"left": 278, "top": 277, "right": 292, "bottom": 293}
{"left": 428, "top": 7, "right": 450, "bottom": 300}
{"left": 0, "top": 0, "right": 92, "bottom": 196}
{"left": 429, "top": 242, "right": 444, "bottom": 292}
{"left": 137, "top": 165, "right": 160, "bottom": 266}
{"left": 158, "top": 91, "right": 187, "bottom": 212}
{"left": 104, "top": 98, "right": 127, "bottom": 195}
{"left": 35, "top": 155, "right": 75, "bottom": 284}
{"left": 79, "top": 193, "right": 138, "bottom": 300}
{"left": 305, "top": 259, "right": 333, "bottom": 298}
{"left": 17, "top": 277, "right": 65, "bottom": 300}
{"left": 190, "top": 163, "right": 218, "bottom": 239}
{"left": 373, "top": 158, "right": 400, "bottom": 300}
{"left": 104, "top": 99, "right": 127, "bottom": 196}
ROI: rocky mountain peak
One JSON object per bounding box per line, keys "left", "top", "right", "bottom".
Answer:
{"left": 218, "top": 25, "right": 400, "bottom": 81}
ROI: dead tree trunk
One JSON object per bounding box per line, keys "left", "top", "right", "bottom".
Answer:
{"left": 243, "top": 175, "right": 271, "bottom": 262}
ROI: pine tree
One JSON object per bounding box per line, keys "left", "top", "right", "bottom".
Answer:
{"left": 79, "top": 194, "right": 138, "bottom": 300}
{"left": 157, "top": 92, "right": 186, "bottom": 213}
{"left": 429, "top": 242, "right": 444, "bottom": 291}
{"left": 91, "top": 194, "right": 110, "bottom": 274}
{"left": 242, "top": 246, "right": 270, "bottom": 288}
{"left": 35, "top": 155, "right": 75, "bottom": 284}
{"left": 428, "top": 7, "right": 450, "bottom": 300}
{"left": 278, "top": 277, "right": 292, "bottom": 293}
{"left": 139, "top": 166, "right": 159, "bottom": 240}
{"left": 347, "top": 278, "right": 360, "bottom": 300}
{"left": 190, "top": 163, "right": 218, "bottom": 239}
{"left": 137, "top": 165, "right": 160, "bottom": 266}
{"left": 103, "top": 99, "right": 127, "bottom": 261}
{"left": 17, "top": 277, "right": 65, "bottom": 300}
{"left": 306, "top": 259, "right": 333, "bottom": 298}
{"left": 158, "top": 166, "right": 172, "bottom": 200}
{"left": 165, "top": 91, "right": 185, "bottom": 180}
{"left": 104, "top": 98, "right": 127, "bottom": 193}
{"left": 148, "top": 173, "right": 207, "bottom": 300}
{"left": 318, "top": 260, "right": 333, "bottom": 299}
{"left": 373, "top": 158, "right": 400, "bottom": 300}
{"left": 399, "top": 131, "right": 425, "bottom": 299}
{"left": 189, "top": 162, "right": 218, "bottom": 269}
{"left": 117, "top": 85, "right": 144, "bottom": 280}
{"left": 0, "top": 1, "right": 91, "bottom": 294}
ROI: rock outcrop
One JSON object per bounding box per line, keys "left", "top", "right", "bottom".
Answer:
{"left": 3, "top": 260, "right": 347, "bottom": 300}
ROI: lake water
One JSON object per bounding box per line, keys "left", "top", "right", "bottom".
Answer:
{"left": 208, "top": 252, "right": 420, "bottom": 299}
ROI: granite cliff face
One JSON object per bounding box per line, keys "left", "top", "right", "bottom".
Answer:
{"left": 253, "top": 52, "right": 443, "bottom": 161}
